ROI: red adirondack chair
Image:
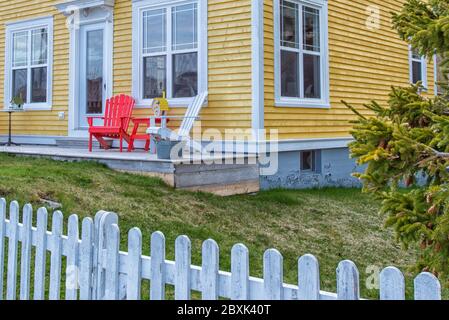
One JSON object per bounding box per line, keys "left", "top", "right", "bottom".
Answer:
{"left": 88, "top": 94, "right": 135, "bottom": 152}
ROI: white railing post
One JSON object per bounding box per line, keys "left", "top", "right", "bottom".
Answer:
{"left": 298, "top": 254, "right": 320, "bottom": 300}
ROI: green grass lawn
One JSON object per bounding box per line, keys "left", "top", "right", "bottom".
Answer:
{"left": 0, "top": 153, "right": 440, "bottom": 299}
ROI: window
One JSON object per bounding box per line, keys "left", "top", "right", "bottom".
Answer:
{"left": 133, "top": 0, "right": 207, "bottom": 106}
{"left": 4, "top": 17, "right": 53, "bottom": 110}
{"left": 275, "top": 0, "right": 329, "bottom": 108}
{"left": 300, "top": 150, "right": 321, "bottom": 173}
{"left": 409, "top": 47, "right": 427, "bottom": 88}
{"left": 434, "top": 54, "right": 446, "bottom": 95}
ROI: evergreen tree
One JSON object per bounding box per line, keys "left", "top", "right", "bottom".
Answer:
{"left": 346, "top": 0, "right": 449, "bottom": 283}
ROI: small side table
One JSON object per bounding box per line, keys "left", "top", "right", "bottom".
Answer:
{"left": 0, "top": 108, "right": 25, "bottom": 146}
{"left": 128, "top": 117, "right": 169, "bottom": 152}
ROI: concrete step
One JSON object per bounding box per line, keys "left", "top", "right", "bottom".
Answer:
{"left": 55, "top": 138, "right": 113, "bottom": 149}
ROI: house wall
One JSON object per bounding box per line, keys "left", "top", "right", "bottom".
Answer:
{"left": 0, "top": 0, "right": 254, "bottom": 139}
{"left": 0, "top": 0, "right": 69, "bottom": 136}
{"left": 263, "top": 0, "right": 436, "bottom": 140}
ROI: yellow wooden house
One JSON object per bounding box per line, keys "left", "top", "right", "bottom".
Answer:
{"left": 0, "top": 0, "right": 438, "bottom": 189}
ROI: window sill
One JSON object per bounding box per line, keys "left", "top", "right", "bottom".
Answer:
{"left": 275, "top": 98, "right": 330, "bottom": 109}
{"left": 3, "top": 104, "right": 52, "bottom": 111}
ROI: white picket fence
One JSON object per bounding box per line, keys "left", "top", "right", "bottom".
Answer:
{"left": 0, "top": 199, "right": 443, "bottom": 300}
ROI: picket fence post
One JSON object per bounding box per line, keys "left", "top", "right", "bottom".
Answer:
{"left": 19, "top": 204, "right": 33, "bottom": 300}
{"left": 201, "top": 239, "right": 219, "bottom": 300}
{"left": 414, "top": 272, "right": 441, "bottom": 300}
{"left": 79, "top": 217, "right": 94, "bottom": 300}
{"left": 337, "top": 260, "right": 360, "bottom": 300}
{"left": 34, "top": 207, "right": 48, "bottom": 300}
{"left": 127, "top": 228, "right": 142, "bottom": 300}
{"left": 6, "top": 201, "right": 19, "bottom": 300}
{"left": 298, "top": 254, "right": 320, "bottom": 300}
{"left": 0, "top": 198, "right": 6, "bottom": 300}
{"left": 263, "top": 249, "right": 283, "bottom": 300}
{"left": 150, "top": 231, "right": 166, "bottom": 300}
{"left": 379, "top": 267, "right": 405, "bottom": 300}
{"left": 231, "top": 244, "right": 250, "bottom": 300}
{"left": 175, "top": 235, "right": 191, "bottom": 300}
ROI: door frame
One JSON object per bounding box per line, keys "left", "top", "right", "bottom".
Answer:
{"left": 78, "top": 23, "right": 107, "bottom": 130}
{"left": 67, "top": 7, "right": 113, "bottom": 138}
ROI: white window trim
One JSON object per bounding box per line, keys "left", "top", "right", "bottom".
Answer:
{"left": 4, "top": 16, "right": 53, "bottom": 111}
{"left": 273, "top": 0, "right": 330, "bottom": 109}
{"left": 409, "top": 46, "right": 427, "bottom": 88}
{"left": 132, "top": 0, "right": 208, "bottom": 108}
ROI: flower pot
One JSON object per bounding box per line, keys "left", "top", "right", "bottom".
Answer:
{"left": 155, "top": 140, "right": 184, "bottom": 160}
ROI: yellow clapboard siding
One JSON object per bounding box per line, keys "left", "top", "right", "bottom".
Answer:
{"left": 263, "top": 0, "right": 437, "bottom": 140}
{"left": 0, "top": 1, "right": 69, "bottom": 136}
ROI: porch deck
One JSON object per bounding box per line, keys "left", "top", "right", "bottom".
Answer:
{"left": 0, "top": 145, "right": 260, "bottom": 196}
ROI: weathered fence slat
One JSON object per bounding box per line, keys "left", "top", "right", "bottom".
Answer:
{"left": 201, "top": 239, "right": 219, "bottom": 300}
{"left": 126, "top": 228, "right": 142, "bottom": 300}
{"left": 150, "top": 231, "right": 166, "bottom": 300}
{"left": 175, "top": 235, "right": 191, "bottom": 300}
{"left": 49, "top": 211, "right": 63, "bottom": 300}
{"left": 0, "top": 198, "right": 7, "bottom": 300}
{"left": 263, "top": 249, "right": 283, "bottom": 300}
{"left": 379, "top": 267, "right": 405, "bottom": 300}
{"left": 104, "top": 224, "right": 120, "bottom": 300}
{"left": 231, "top": 244, "right": 249, "bottom": 300}
{"left": 337, "top": 260, "right": 360, "bottom": 300}
{"left": 298, "top": 254, "right": 320, "bottom": 300}
{"left": 66, "top": 214, "right": 79, "bottom": 300}
{"left": 414, "top": 272, "right": 441, "bottom": 300}
{"left": 19, "top": 204, "right": 33, "bottom": 300}
{"left": 33, "top": 208, "right": 48, "bottom": 300}
{"left": 6, "top": 201, "right": 19, "bottom": 300}
{"left": 79, "top": 217, "right": 94, "bottom": 300}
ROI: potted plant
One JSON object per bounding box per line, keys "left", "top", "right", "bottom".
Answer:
{"left": 10, "top": 96, "right": 24, "bottom": 110}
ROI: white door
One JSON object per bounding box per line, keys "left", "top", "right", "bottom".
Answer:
{"left": 77, "top": 23, "right": 106, "bottom": 129}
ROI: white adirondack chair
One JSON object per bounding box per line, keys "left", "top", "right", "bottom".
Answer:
{"left": 147, "top": 91, "right": 208, "bottom": 153}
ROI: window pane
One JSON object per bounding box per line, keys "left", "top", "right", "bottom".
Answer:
{"left": 172, "top": 3, "right": 198, "bottom": 51}
{"left": 303, "top": 7, "right": 320, "bottom": 52}
{"left": 31, "top": 28, "right": 48, "bottom": 65}
{"left": 304, "top": 54, "right": 321, "bottom": 99}
{"left": 281, "top": 0, "right": 299, "bottom": 48}
{"left": 13, "top": 31, "right": 28, "bottom": 67}
{"left": 143, "top": 9, "right": 166, "bottom": 54}
{"left": 173, "top": 52, "right": 198, "bottom": 98}
{"left": 281, "top": 50, "right": 299, "bottom": 97}
{"left": 31, "top": 67, "right": 47, "bottom": 103}
{"left": 86, "top": 30, "right": 104, "bottom": 114}
{"left": 12, "top": 69, "right": 27, "bottom": 102}
{"left": 143, "top": 56, "right": 166, "bottom": 99}
{"left": 412, "top": 60, "right": 422, "bottom": 84}
{"left": 412, "top": 49, "right": 421, "bottom": 60}
{"left": 301, "top": 151, "right": 314, "bottom": 171}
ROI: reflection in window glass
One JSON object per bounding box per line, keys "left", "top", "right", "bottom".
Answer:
{"left": 172, "top": 4, "right": 197, "bottom": 51}
{"left": 303, "top": 7, "right": 320, "bottom": 52}
{"left": 143, "top": 9, "right": 166, "bottom": 54}
{"left": 304, "top": 54, "right": 321, "bottom": 99}
{"left": 31, "top": 28, "right": 48, "bottom": 65}
{"left": 281, "top": 50, "right": 299, "bottom": 98}
{"left": 143, "top": 56, "right": 166, "bottom": 99}
{"left": 173, "top": 52, "right": 198, "bottom": 98}
{"left": 31, "top": 67, "right": 47, "bottom": 103}
{"left": 12, "top": 69, "right": 27, "bottom": 101}
{"left": 281, "top": 0, "right": 299, "bottom": 49}
{"left": 13, "top": 31, "right": 28, "bottom": 67}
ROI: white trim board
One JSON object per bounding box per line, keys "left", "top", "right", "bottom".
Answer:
{"left": 251, "top": 0, "right": 265, "bottom": 140}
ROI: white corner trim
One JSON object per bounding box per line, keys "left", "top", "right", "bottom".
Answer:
{"left": 251, "top": 0, "right": 265, "bottom": 140}
{"left": 4, "top": 16, "right": 54, "bottom": 111}
{"left": 273, "top": 0, "right": 330, "bottom": 109}
{"left": 131, "top": 0, "right": 208, "bottom": 108}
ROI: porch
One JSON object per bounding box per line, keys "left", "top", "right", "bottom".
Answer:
{"left": 0, "top": 144, "right": 260, "bottom": 196}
